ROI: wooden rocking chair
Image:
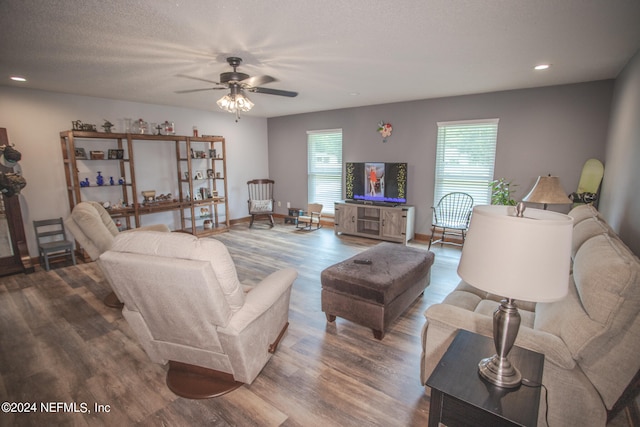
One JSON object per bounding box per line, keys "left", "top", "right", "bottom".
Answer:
{"left": 247, "top": 179, "right": 275, "bottom": 227}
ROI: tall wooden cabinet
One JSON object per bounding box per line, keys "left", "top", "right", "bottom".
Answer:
{"left": 60, "top": 130, "right": 230, "bottom": 239}
{"left": 334, "top": 201, "right": 415, "bottom": 244}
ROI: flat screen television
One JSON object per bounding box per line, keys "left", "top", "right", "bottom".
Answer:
{"left": 345, "top": 162, "right": 408, "bottom": 205}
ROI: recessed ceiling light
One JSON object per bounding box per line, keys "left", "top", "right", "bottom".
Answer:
{"left": 10, "top": 76, "right": 27, "bottom": 82}
{"left": 349, "top": 92, "right": 360, "bottom": 96}
{"left": 534, "top": 64, "right": 550, "bottom": 71}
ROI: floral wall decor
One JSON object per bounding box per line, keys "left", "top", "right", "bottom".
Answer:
{"left": 377, "top": 121, "right": 393, "bottom": 143}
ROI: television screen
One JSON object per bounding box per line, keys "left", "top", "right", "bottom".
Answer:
{"left": 345, "top": 162, "right": 408, "bottom": 204}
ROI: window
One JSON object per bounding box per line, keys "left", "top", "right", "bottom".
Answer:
{"left": 307, "top": 129, "right": 342, "bottom": 214}
{"left": 434, "top": 119, "right": 498, "bottom": 207}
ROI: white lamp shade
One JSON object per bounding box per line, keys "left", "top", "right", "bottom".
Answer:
{"left": 457, "top": 205, "right": 572, "bottom": 302}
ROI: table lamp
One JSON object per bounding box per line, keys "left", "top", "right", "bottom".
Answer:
{"left": 457, "top": 204, "right": 572, "bottom": 388}
{"left": 522, "top": 175, "right": 572, "bottom": 209}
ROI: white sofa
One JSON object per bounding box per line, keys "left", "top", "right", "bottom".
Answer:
{"left": 420, "top": 204, "right": 640, "bottom": 426}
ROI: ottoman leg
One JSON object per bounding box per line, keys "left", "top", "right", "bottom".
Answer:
{"left": 373, "top": 329, "right": 384, "bottom": 340}
{"left": 325, "top": 313, "right": 336, "bottom": 322}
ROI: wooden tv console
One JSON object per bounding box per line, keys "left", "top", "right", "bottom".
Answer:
{"left": 334, "top": 201, "right": 415, "bottom": 244}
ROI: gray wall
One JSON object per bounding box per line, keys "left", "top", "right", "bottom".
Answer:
{"left": 268, "top": 81, "right": 613, "bottom": 236}
{"left": 600, "top": 49, "right": 640, "bottom": 256}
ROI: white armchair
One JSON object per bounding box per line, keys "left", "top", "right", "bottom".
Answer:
{"left": 98, "top": 231, "right": 297, "bottom": 398}
{"left": 64, "top": 201, "right": 170, "bottom": 307}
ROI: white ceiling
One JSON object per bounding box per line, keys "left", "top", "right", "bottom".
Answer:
{"left": 2, "top": 0, "right": 640, "bottom": 118}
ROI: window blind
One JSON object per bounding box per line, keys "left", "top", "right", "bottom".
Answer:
{"left": 307, "top": 129, "right": 343, "bottom": 214}
{"left": 434, "top": 119, "right": 498, "bottom": 207}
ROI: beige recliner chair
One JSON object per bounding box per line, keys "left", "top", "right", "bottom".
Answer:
{"left": 64, "top": 201, "right": 170, "bottom": 307}
{"left": 99, "top": 231, "right": 297, "bottom": 398}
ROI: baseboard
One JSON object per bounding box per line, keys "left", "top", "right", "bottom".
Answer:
{"left": 414, "top": 233, "right": 430, "bottom": 243}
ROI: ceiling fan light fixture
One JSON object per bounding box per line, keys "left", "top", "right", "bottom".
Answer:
{"left": 235, "top": 93, "right": 254, "bottom": 111}
{"left": 216, "top": 90, "right": 254, "bottom": 114}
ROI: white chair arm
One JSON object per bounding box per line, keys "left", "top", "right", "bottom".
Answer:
{"left": 122, "top": 223, "right": 171, "bottom": 233}
{"left": 218, "top": 267, "right": 297, "bottom": 335}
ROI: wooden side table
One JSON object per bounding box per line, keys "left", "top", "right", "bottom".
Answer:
{"left": 426, "top": 330, "right": 544, "bottom": 427}
{"left": 284, "top": 207, "right": 303, "bottom": 225}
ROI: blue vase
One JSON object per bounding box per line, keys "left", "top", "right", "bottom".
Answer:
{"left": 109, "top": 176, "right": 114, "bottom": 185}
{"left": 96, "top": 171, "right": 104, "bottom": 186}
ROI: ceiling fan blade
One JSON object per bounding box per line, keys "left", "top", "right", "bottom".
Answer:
{"left": 249, "top": 87, "right": 298, "bottom": 97}
{"left": 241, "top": 75, "right": 277, "bottom": 87}
{"left": 174, "top": 87, "right": 225, "bottom": 94}
{"left": 176, "top": 74, "right": 222, "bottom": 86}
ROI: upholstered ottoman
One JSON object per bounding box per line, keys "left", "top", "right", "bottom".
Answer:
{"left": 321, "top": 242, "right": 435, "bottom": 339}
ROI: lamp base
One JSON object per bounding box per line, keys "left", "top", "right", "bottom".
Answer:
{"left": 478, "top": 354, "right": 522, "bottom": 388}
{"left": 478, "top": 298, "right": 523, "bottom": 388}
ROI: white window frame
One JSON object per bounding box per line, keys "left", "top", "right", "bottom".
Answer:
{"left": 307, "top": 129, "right": 343, "bottom": 215}
{"left": 434, "top": 119, "right": 499, "bottom": 207}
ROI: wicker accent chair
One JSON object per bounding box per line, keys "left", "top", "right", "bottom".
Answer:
{"left": 296, "top": 203, "right": 323, "bottom": 231}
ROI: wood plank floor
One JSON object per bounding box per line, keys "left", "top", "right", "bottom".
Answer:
{"left": 1, "top": 223, "right": 459, "bottom": 426}
{"left": 0, "top": 224, "right": 494, "bottom": 425}
{"left": 2, "top": 222, "right": 636, "bottom": 427}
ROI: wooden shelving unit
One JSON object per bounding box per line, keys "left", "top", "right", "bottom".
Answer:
{"left": 60, "top": 130, "right": 230, "bottom": 239}
{"left": 176, "top": 136, "right": 230, "bottom": 236}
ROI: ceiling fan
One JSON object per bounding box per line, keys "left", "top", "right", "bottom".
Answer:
{"left": 176, "top": 57, "right": 297, "bottom": 120}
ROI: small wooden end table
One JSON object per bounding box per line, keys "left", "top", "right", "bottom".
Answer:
{"left": 426, "top": 330, "right": 544, "bottom": 427}
{"left": 284, "top": 207, "right": 303, "bottom": 225}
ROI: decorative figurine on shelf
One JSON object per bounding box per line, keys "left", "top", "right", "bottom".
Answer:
{"left": 80, "top": 177, "right": 90, "bottom": 187}
{"left": 203, "top": 219, "right": 212, "bottom": 230}
{"left": 72, "top": 120, "right": 97, "bottom": 132}
{"left": 96, "top": 171, "right": 104, "bottom": 186}
{"left": 102, "top": 120, "right": 114, "bottom": 133}
{"left": 163, "top": 120, "right": 175, "bottom": 135}
{"left": 118, "top": 177, "right": 125, "bottom": 185}
{"left": 132, "top": 118, "right": 149, "bottom": 134}
{"left": 115, "top": 219, "right": 123, "bottom": 231}
{"left": 109, "top": 176, "right": 114, "bottom": 185}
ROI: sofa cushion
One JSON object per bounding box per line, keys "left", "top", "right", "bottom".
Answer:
{"left": 568, "top": 204, "right": 600, "bottom": 225}
{"left": 571, "top": 217, "right": 609, "bottom": 259}
{"left": 534, "top": 279, "right": 603, "bottom": 347}
{"left": 110, "top": 231, "right": 245, "bottom": 312}
{"left": 573, "top": 234, "right": 640, "bottom": 328}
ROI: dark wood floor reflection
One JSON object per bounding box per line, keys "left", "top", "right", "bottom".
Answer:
{"left": 0, "top": 223, "right": 462, "bottom": 426}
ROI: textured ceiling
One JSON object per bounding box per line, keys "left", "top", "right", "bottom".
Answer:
{"left": 1, "top": 0, "right": 640, "bottom": 118}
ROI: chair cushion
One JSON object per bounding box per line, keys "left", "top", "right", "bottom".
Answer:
{"left": 110, "top": 231, "right": 245, "bottom": 312}
{"left": 249, "top": 200, "right": 273, "bottom": 213}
